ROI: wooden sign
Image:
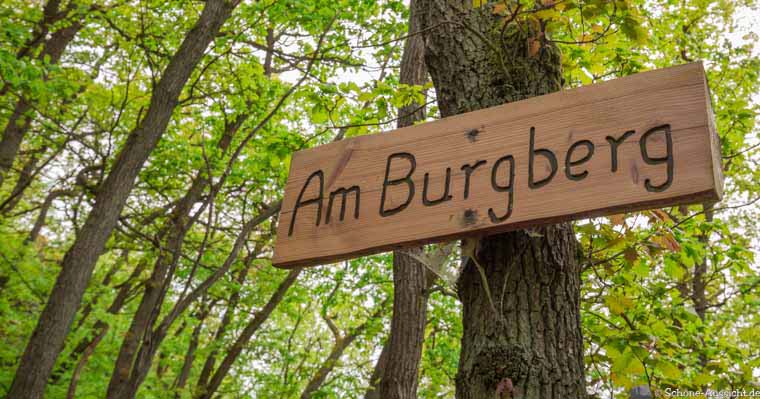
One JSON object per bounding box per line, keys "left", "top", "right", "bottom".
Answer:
{"left": 272, "top": 62, "right": 723, "bottom": 268}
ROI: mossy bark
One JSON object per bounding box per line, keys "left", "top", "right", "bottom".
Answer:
{"left": 413, "top": 1, "right": 586, "bottom": 398}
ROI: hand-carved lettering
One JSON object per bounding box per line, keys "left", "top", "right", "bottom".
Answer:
{"left": 326, "top": 186, "right": 360, "bottom": 223}
{"left": 461, "top": 160, "right": 487, "bottom": 199}
{"left": 640, "top": 124, "right": 674, "bottom": 192}
{"left": 529, "top": 127, "right": 557, "bottom": 189}
{"left": 289, "top": 170, "right": 324, "bottom": 236}
{"left": 380, "top": 152, "right": 416, "bottom": 217}
{"left": 489, "top": 154, "right": 515, "bottom": 223}
{"left": 606, "top": 130, "right": 635, "bottom": 172}
{"left": 423, "top": 168, "right": 453, "bottom": 206}
{"left": 565, "top": 139, "right": 595, "bottom": 181}
{"left": 288, "top": 124, "right": 677, "bottom": 235}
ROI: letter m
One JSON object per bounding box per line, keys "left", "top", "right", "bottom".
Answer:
{"left": 326, "top": 186, "right": 360, "bottom": 223}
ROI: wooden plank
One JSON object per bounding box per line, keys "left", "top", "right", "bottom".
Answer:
{"left": 272, "top": 62, "right": 723, "bottom": 268}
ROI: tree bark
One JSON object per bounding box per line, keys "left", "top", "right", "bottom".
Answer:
{"left": 366, "top": 3, "right": 433, "bottom": 399}
{"left": 364, "top": 343, "right": 390, "bottom": 399}
{"left": 376, "top": 250, "right": 434, "bottom": 399}
{"left": 7, "top": 2, "right": 237, "bottom": 398}
{"left": 413, "top": 1, "right": 586, "bottom": 398}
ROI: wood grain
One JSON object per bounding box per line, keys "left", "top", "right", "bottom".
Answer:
{"left": 272, "top": 62, "right": 723, "bottom": 268}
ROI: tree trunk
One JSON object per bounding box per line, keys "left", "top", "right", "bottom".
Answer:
{"left": 196, "top": 264, "right": 250, "bottom": 389}
{"left": 364, "top": 343, "right": 389, "bottom": 399}
{"left": 0, "top": 10, "right": 83, "bottom": 184}
{"left": 413, "top": 1, "right": 586, "bottom": 398}
{"left": 367, "top": 2, "right": 433, "bottom": 399}
{"left": 301, "top": 303, "right": 387, "bottom": 399}
{"left": 107, "top": 109, "right": 245, "bottom": 398}
{"left": 195, "top": 268, "right": 302, "bottom": 399}
{"left": 375, "top": 249, "right": 434, "bottom": 399}
{"left": 7, "top": 2, "right": 237, "bottom": 398}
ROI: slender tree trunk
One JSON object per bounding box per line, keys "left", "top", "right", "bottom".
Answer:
{"left": 366, "top": 3, "right": 433, "bottom": 398}
{"left": 0, "top": 11, "right": 83, "bottom": 184}
{"left": 196, "top": 264, "right": 249, "bottom": 389}
{"left": 300, "top": 334, "right": 358, "bottom": 399}
{"left": 108, "top": 204, "right": 278, "bottom": 399}
{"left": 27, "top": 189, "right": 77, "bottom": 243}
{"left": 0, "top": 100, "right": 34, "bottom": 183}
{"left": 195, "top": 268, "right": 302, "bottom": 399}
{"left": 693, "top": 202, "right": 713, "bottom": 373}
{"left": 107, "top": 111, "right": 244, "bottom": 398}
{"left": 7, "top": 2, "right": 237, "bottom": 398}
{"left": 372, "top": 250, "right": 434, "bottom": 399}
{"left": 1, "top": 153, "right": 38, "bottom": 212}
{"left": 302, "top": 303, "right": 387, "bottom": 399}
{"left": 65, "top": 327, "right": 107, "bottom": 399}
{"left": 364, "top": 343, "right": 389, "bottom": 399}
{"left": 56, "top": 257, "right": 147, "bottom": 387}
{"left": 173, "top": 304, "right": 212, "bottom": 396}
{"left": 413, "top": 1, "right": 586, "bottom": 398}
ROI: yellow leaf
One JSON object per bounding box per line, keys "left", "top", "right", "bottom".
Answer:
{"left": 661, "top": 234, "right": 681, "bottom": 252}
{"left": 658, "top": 361, "right": 682, "bottom": 379}
{"left": 591, "top": 24, "right": 604, "bottom": 33}
{"left": 650, "top": 209, "right": 673, "bottom": 222}
{"left": 493, "top": 3, "right": 507, "bottom": 14}
{"left": 535, "top": 9, "right": 557, "bottom": 20}
{"left": 609, "top": 213, "right": 627, "bottom": 226}
{"left": 605, "top": 293, "right": 633, "bottom": 315}
{"left": 528, "top": 37, "right": 541, "bottom": 57}
{"left": 624, "top": 247, "right": 638, "bottom": 262}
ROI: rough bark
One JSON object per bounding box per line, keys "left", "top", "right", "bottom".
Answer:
{"left": 195, "top": 268, "right": 302, "bottom": 399}
{"left": 376, "top": 250, "right": 435, "bottom": 398}
{"left": 413, "top": 1, "right": 586, "bottom": 398}
{"left": 7, "top": 2, "right": 237, "bottom": 398}
{"left": 365, "top": 3, "right": 433, "bottom": 398}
